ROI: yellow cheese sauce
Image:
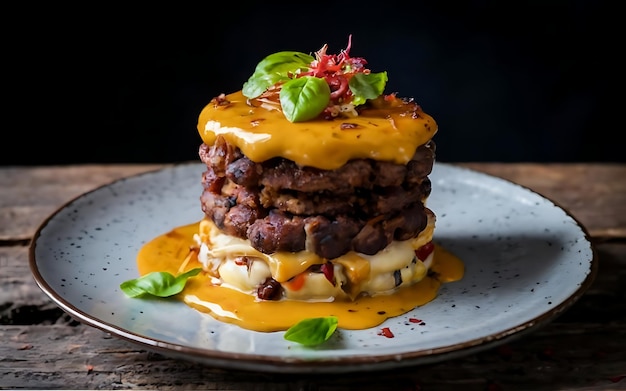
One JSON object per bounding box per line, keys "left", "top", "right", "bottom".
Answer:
{"left": 197, "top": 91, "right": 438, "bottom": 170}
{"left": 136, "top": 222, "right": 464, "bottom": 332}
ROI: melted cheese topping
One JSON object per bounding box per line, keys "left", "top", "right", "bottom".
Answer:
{"left": 197, "top": 91, "right": 438, "bottom": 170}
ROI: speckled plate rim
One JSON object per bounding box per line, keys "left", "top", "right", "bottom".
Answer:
{"left": 29, "top": 162, "right": 598, "bottom": 374}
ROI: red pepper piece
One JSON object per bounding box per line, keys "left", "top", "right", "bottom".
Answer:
{"left": 378, "top": 327, "right": 394, "bottom": 338}
{"left": 321, "top": 262, "right": 335, "bottom": 285}
{"left": 416, "top": 241, "right": 435, "bottom": 261}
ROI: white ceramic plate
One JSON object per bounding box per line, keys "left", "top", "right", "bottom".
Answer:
{"left": 29, "top": 163, "right": 596, "bottom": 373}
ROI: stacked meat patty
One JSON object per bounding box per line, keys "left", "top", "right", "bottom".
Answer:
{"left": 199, "top": 136, "right": 436, "bottom": 261}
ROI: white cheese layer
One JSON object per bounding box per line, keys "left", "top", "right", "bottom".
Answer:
{"left": 194, "top": 210, "right": 435, "bottom": 302}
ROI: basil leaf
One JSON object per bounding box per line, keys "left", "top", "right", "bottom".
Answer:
{"left": 251, "top": 51, "right": 314, "bottom": 75}
{"left": 349, "top": 71, "right": 388, "bottom": 106}
{"left": 242, "top": 71, "right": 291, "bottom": 100}
{"left": 284, "top": 316, "right": 339, "bottom": 346}
{"left": 120, "top": 268, "right": 202, "bottom": 298}
{"left": 242, "top": 51, "right": 314, "bottom": 99}
{"left": 280, "top": 77, "right": 330, "bottom": 122}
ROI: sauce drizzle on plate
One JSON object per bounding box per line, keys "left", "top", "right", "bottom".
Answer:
{"left": 137, "top": 222, "right": 464, "bottom": 332}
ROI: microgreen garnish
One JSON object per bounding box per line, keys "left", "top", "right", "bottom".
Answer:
{"left": 242, "top": 35, "right": 388, "bottom": 122}
{"left": 120, "top": 268, "right": 201, "bottom": 298}
{"left": 283, "top": 316, "right": 339, "bottom": 346}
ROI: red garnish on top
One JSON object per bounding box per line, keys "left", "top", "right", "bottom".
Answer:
{"left": 297, "top": 35, "right": 370, "bottom": 106}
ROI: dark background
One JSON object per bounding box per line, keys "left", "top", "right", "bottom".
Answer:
{"left": 5, "top": 1, "right": 621, "bottom": 166}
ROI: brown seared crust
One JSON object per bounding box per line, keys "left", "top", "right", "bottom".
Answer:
{"left": 258, "top": 179, "right": 430, "bottom": 216}
{"left": 198, "top": 137, "right": 435, "bottom": 259}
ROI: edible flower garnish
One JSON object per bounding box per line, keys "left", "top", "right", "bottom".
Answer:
{"left": 242, "top": 35, "right": 388, "bottom": 122}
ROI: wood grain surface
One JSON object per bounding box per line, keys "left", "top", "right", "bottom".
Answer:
{"left": 1, "top": 163, "right": 625, "bottom": 390}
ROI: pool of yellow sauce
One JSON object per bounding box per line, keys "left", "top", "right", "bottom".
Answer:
{"left": 137, "top": 222, "right": 464, "bottom": 332}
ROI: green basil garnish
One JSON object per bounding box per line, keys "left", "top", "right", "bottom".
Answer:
{"left": 242, "top": 42, "right": 390, "bottom": 123}
{"left": 284, "top": 316, "right": 339, "bottom": 346}
{"left": 120, "top": 268, "right": 201, "bottom": 298}
{"left": 349, "top": 71, "right": 388, "bottom": 106}
{"left": 242, "top": 51, "right": 314, "bottom": 99}
{"left": 280, "top": 77, "right": 330, "bottom": 122}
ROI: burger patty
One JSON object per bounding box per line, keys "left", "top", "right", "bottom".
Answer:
{"left": 199, "top": 136, "right": 436, "bottom": 259}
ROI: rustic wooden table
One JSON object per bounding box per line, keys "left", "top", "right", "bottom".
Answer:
{"left": 1, "top": 163, "right": 625, "bottom": 390}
